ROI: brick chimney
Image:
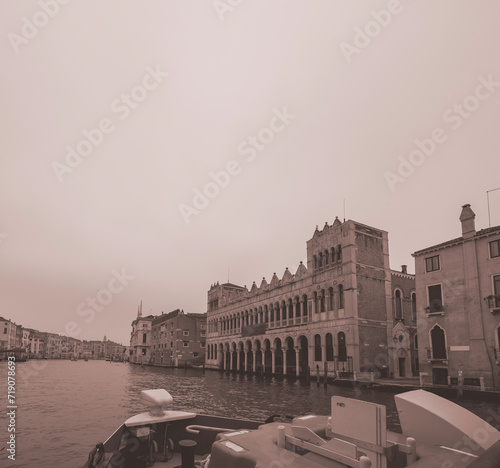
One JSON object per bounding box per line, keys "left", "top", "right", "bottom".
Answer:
{"left": 401, "top": 265, "right": 407, "bottom": 274}
{"left": 459, "top": 204, "right": 476, "bottom": 239}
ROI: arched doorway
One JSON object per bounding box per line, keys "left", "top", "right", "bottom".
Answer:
{"left": 263, "top": 339, "right": 272, "bottom": 373}
{"left": 238, "top": 342, "right": 245, "bottom": 372}
{"left": 338, "top": 332, "right": 347, "bottom": 361}
{"left": 245, "top": 340, "right": 253, "bottom": 372}
{"left": 274, "top": 338, "right": 283, "bottom": 374}
{"left": 397, "top": 348, "right": 407, "bottom": 378}
{"left": 285, "top": 337, "right": 296, "bottom": 376}
{"left": 254, "top": 340, "right": 262, "bottom": 373}
{"left": 231, "top": 343, "right": 237, "bottom": 371}
{"left": 298, "top": 335, "right": 309, "bottom": 376}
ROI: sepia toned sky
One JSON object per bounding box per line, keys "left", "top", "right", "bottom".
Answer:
{"left": 1, "top": 1, "right": 499, "bottom": 345}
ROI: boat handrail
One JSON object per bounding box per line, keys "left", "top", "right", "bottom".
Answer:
{"left": 185, "top": 425, "right": 244, "bottom": 435}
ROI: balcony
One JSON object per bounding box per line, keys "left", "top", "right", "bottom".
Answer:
{"left": 424, "top": 305, "right": 445, "bottom": 315}
{"left": 485, "top": 295, "right": 500, "bottom": 313}
{"left": 426, "top": 347, "right": 447, "bottom": 362}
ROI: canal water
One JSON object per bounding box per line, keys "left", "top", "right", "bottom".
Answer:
{"left": 1, "top": 360, "right": 499, "bottom": 467}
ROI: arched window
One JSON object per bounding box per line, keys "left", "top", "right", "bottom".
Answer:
{"left": 319, "top": 252, "right": 323, "bottom": 268}
{"left": 329, "top": 287, "right": 334, "bottom": 310}
{"left": 338, "top": 332, "right": 347, "bottom": 361}
{"left": 325, "top": 249, "right": 329, "bottom": 265}
{"left": 414, "top": 335, "right": 418, "bottom": 350}
{"left": 331, "top": 247, "right": 335, "bottom": 263}
{"left": 314, "top": 292, "right": 319, "bottom": 313}
{"left": 314, "top": 255, "right": 317, "bottom": 269}
{"left": 288, "top": 299, "right": 293, "bottom": 320}
{"left": 302, "top": 295, "right": 308, "bottom": 316}
{"left": 395, "top": 289, "right": 403, "bottom": 319}
{"left": 326, "top": 333, "right": 334, "bottom": 361}
{"left": 337, "top": 245, "right": 342, "bottom": 262}
{"left": 338, "top": 284, "right": 344, "bottom": 309}
{"left": 430, "top": 325, "right": 446, "bottom": 359}
{"left": 320, "top": 289, "right": 326, "bottom": 312}
{"left": 411, "top": 293, "right": 417, "bottom": 321}
{"left": 314, "top": 334, "right": 322, "bottom": 361}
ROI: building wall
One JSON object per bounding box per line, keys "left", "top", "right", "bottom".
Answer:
{"left": 151, "top": 310, "right": 206, "bottom": 367}
{"left": 414, "top": 205, "right": 500, "bottom": 389}
{"left": 130, "top": 314, "right": 154, "bottom": 364}
{"left": 390, "top": 270, "right": 417, "bottom": 378}
{"left": 206, "top": 218, "right": 402, "bottom": 378}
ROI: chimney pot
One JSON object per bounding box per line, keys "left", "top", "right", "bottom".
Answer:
{"left": 401, "top": 265, "right": 408, "bottom": 274}
{"left": 459, "top": 204, "right": 476, "bottom": 239}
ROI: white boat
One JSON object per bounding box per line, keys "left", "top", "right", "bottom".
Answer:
{"left": 82, "top": 389, "right": 500, "bottom": 468}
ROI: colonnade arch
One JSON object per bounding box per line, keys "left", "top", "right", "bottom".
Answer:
{"left": 209, "top": 329, "right": 351, "bottom": 377}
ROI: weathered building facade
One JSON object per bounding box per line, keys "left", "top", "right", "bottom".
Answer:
{"left": 390, "top": 267, "right": 418, "bottom": 378}
{"left": 129, "top": 302, "right": 154, "bottom": 364}
{"left": 206, "top": 218, "right": 414, "bottom": 379}
{"left": 413, "top": 204, "right": 500, "bottom": 389}
{"left": 0, "top": 317, "right": 21, "bottom": 351}
{"left": 150, "top": 309, "right": 206, "bottom": 367}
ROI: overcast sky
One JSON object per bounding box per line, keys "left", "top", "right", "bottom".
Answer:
{"left": 1, "top": 1, "right": 499, "bottom": 345}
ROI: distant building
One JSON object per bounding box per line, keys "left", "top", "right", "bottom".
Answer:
{"left": 101, "top": 335, "right": 128, "bottom": 361}
{"left": 21, "top": 328, "right": 31, "bottom": 350}
{"left": 151, "top": 309, "right": 206, "bottom": 367}
{"left": 45, "top": 333, "right": 62, "bottom": 358}
{"left": 0, "top": 317, "right": 21, "bottom": 351}
{"left": 413, "top": 204, "right": 500, "bottom": 389}
{"left": 390, "top": 266, "right": 417, "bottom": 378}
{"left": 27, "top": 329, "right": 46, "bottom": 357}
{"left": 130, "top": 301, "right": 154, "bottom": 364}
{"left": 206, "top": 217, "right": 413, "bottom": 379}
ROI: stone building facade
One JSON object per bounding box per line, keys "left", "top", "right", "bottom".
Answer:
{"left": 129, "top": 302, "right": 154, "bottom": 364}
{"left": 150, "top": 309, "right": 206, "bottom": 367}
{"left": 413, "top": 204, "right": 500, "bottom": 389}
{"left": 206, "top": 217, "right": 414, "bottom": 379}
{"left": 390, "top": 267, "right": 417, "bottom": 378}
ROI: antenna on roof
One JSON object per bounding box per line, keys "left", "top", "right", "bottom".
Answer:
{"left": 487, "top": 188, "right": 500, "bottom": 227}
{"left": 343, "top": 198, "right": 346, "bottom": 222}
{"left": 228, "top": 268, "right": 230, "bottom": 283}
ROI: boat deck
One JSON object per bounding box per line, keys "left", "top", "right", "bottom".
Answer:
{"left": 151, "top": 452, "right": 208, "bottom": 467}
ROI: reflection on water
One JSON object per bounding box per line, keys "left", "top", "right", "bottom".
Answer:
{"left": 1, "top": 360, "right": 498, "bottom": 468}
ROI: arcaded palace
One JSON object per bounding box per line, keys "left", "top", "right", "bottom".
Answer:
{"left": 205, "top": 217, "right": 417, "bottom": 379}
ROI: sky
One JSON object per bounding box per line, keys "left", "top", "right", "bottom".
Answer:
{"left": 1, "top": 0, "right": 499, "bottom": 345}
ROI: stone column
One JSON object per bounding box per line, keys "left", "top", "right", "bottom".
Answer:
{"left": 244, "top": 351, "right": 248, "bottom": 372}
{"left": 271, "top": 347, "right": 276, "bottom": 374}
{"left": 283, "top": 348, "right": 287, "bottom": 375}
{"left": 295, "top": 348, "right": 300, "bottom": 377}
{"left": 236, "top": 351, "right": 241, "bottom": 371}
